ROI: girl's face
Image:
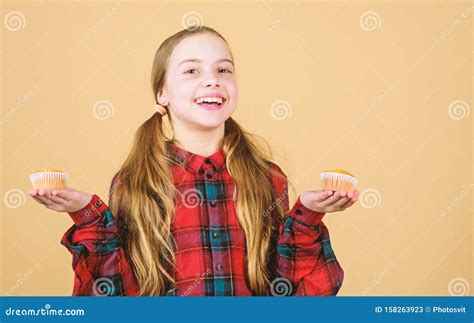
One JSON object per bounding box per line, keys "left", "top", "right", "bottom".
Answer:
{"left": 160, "top": 33, "right": 238, "bottom": 130}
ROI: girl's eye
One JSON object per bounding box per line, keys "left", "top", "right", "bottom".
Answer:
{"left": 219, "top": 68, "right": 233, "bottom": 73}
{"left": 184, "top": 69, "right": 198, "bottom": 74}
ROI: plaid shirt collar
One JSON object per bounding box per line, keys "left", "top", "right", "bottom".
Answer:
{"left": 167, "top": 140, "right": 226, "bottom": 174}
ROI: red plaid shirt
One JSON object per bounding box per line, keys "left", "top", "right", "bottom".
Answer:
{"left": 61, "top": 142, "right": 344, "bottom": 296}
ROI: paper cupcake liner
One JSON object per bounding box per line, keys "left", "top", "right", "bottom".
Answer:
{"left": 29, "top": 172, "right": 69, "bottom": 190}
{"left": 320, "top": 172, "right": 358, "bottom": 191}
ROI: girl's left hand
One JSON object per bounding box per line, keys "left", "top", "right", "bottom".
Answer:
{"left": 300, "top": 189, "right": 359, "bottom": 213}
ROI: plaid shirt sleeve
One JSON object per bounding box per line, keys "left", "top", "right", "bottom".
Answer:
{"left": 270, "top": 163, "right": 344, "bottom": 296}
{"left": 60, "top": 186, "right": 138, "bottom": 296}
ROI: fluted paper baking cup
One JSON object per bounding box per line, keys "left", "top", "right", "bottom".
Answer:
{"left": 29, "top": 171, "right": 69, "bottom": 190}
{"left": 320, "top": 171, "right": 358, "bottom": 191}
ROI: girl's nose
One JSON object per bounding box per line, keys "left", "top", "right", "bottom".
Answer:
{"left": 202, "top": 80, "right": 219, "bottom": 88}
{"left": 201, "top": 73, "right": 220, "bottom": 87}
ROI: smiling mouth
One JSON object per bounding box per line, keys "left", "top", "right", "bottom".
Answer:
{"left": 193, "top": 97, "right": 227, "bottom": 106}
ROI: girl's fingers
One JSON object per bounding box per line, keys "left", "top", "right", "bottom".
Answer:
{"left": 341, "top": 199, "right": 355, "bottom": 209}
{"left": 31, "top": 196, "right": 44, "bottom": 204}
{"left": 314, "top": 190, "right": 360, "bottom": 210}
{"left": 341, "top": 196, "right": 359, "bottom": 209}
{"left": 319, "top": 192, "right": 344, "bottom": 208}
{"left": 32, "top": 195, "right": 67, "bottom": 211}
{"left": 52, "top": 189, "right": 72, "bottom": 201}
{"left": 43, "top": 190, "right": 52, "bottom": 199}
{"left": 34, "top": 195, "right": 52, "bottom": 206}
{"left": 48, "top": 195, "right": 68, "bottom": 205}
{"left": 29, "top": 187, "right": 75, "bottom": 211}
{"left": 33, "top": 188, "right": 72, "bottom": 201}
{"left": 35, "top": 191, "right": 57, "bottom": 206}
{"left": 311, "top": 190, "right": 333, "bottom": 203}
{"left": 333, "top": 197, "right": 350, "bottom": 208}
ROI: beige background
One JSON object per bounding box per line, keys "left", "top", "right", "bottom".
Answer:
{"left": 1, "top": 0, "right": 472, "bottom": 296}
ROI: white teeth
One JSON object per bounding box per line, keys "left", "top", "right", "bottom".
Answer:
{"left": 195, "top": 97, "right": 224, "bottom": 104}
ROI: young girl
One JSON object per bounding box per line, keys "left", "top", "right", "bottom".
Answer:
{"left": 28, "top": 26, "right": 359, "bottom": 296}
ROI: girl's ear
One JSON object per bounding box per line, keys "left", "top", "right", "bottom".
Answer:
{"left": 157, "top": 89, "right": 168, "bottom": 106}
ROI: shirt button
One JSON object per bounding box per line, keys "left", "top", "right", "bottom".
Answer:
{"left": 216, "top": 264, "right": 223, "bottom": 270}
{"left": 205, "top": 158, "right": 211, "bottom": 164}
{"left": 209, "top": 201, "right": 216, "bottom": 207}
{"left": 95, "top": 200, "right": 102, "bottom": 207}
{"left": 295, "top": 209, "right": 302, "bottom": 215}
{"left": 212, "top": 232, "right": 218, "bottom": 239}
{"left": 206, "top": 173, "right": 213, "bottom": 179}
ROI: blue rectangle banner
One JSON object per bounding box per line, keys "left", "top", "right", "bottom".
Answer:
{"left": 0, "top": 296, "right": 472, "bottom": 323}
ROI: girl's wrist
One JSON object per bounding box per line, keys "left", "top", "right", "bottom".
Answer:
{"left": 300, "top": 191, "right": 322, "bottom": 213}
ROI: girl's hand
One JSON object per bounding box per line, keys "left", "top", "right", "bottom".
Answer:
{"left": 28, "top": 186, "right": 92, "bottom": 213}
{"left": 300, "top": 189, "right": 359, "bottom": 213}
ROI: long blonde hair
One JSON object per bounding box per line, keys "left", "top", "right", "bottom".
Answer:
{"left": 109, "top": 26, "right": 288, "bottom": 295}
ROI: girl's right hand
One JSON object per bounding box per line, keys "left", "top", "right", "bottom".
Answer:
{"left": 28, "top": 186, "right": 93, "bottom": 213}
